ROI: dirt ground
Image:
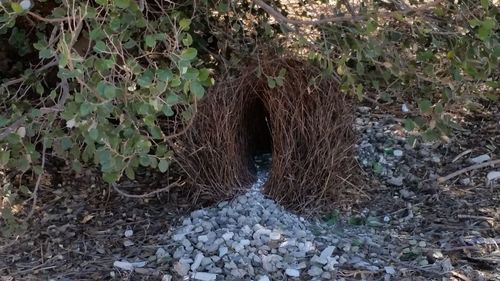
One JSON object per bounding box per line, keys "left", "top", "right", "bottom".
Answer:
{"left": 0, "top": 103, "right": 499, "bottom": 281}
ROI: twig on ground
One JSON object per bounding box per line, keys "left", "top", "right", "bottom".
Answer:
{"left": 112, "top": 181, "right": 182, "bottom": 198}
{"left": 452, "top": 149, "right": 473, "bottom": 163}
{"left": 437, "top": 159, "right": 500, "bottom": 183}
{"left": 457, "top": 214, "right": 495, "bottom": 221}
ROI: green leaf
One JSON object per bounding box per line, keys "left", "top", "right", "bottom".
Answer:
{"left": 182, "top": 33, "right": 193, "bottom": 47}
{"left": 80, "top": 102, "right": 93, "bottom": 117}
{"left": 404, "top": 118, "right": 416, "bottom": 131}
{"left": 267, "top": 77, "right": 276, "bottom": 89}
{"left": 137, "top": 70, "right": 154, "bottom": 88}
{"left": 157, "top": 69, "right": 173, "bottom": 81}
{"left": 158, "top": 159, "right": 169, "bottom": 173}
{"left": 89, "top": 128, "right": 99, "bottom": 141}
{"left": 180, "top": 48, "right": 197, "bottom": 61}
{"left": 179, "top": 18, "right": 191, "bottom": 30}
{"left": 145, "top": 35, "right": 157, "bottom": 48}
{"left": 166, "top": 94, "right": 180, "bottom": 105}
{"left": 95, "top": 0, "right": 107, "bottom": 5}
{"left": 93, "top": 40, "right": 107, "bottom": 53}
{"left": 0, "top": 150, "right": 10, "bottom": 166}
{"left": 162, "top": 105, "right": 174, "bottom": 117}
{"left": 11, "top": 3, "right": 23, "bottom": 13}
{"left": 477, "top": 18, "right": 496, "bottom": 41}
{"left": 115, "top": 0, "right": 131, "bottom": 9}
{"left": 418, "top": 99, "right": 432, "bottom": 113}
{"left": 96, "top": 81, "right": 117, "bottom": 99}
{"left": 125, "top": 166, "right": 135, "bottom": 180}
{"left": 190, "top": 81, "right": 205, "bottom": 99}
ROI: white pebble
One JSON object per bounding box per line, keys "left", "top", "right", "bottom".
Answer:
{"left": 20, "top": 0, "right": 31, "bottom": 10}
{"left": 124, "top": 229, "right": 133, "bottom": 238}
{"left": 285, "top": 268, "right": 300, "bottom": 277}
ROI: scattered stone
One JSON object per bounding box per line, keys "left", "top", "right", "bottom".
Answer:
{"left": 486, "top": 171, "right": 500, "bottom": 182}
{"left": 124, "top": 229, "right": 133, "bottom": 238}
{"left": 161, "top": 274, "right": 172, "bottom": 281}
{"left": 384, "top": 266, "right": 396, "bottom": 275}
{"left": 470, "top": 154, "right": 491, "bottom": 164}
{"left": 269, "top": 232, "right": 281, "bottom": 240}
{"left": 173, "top": 260, "right": 191, "bottom": 276}
{"left": 285, "top": 268, "right": 300, "bottom": 277}
{"left": 257, "top": 275, "right": 270, "bottom": 281}
{"left": 307, "top": 266, "right": 323, "bottom": 276}
{"left": 123, "top": 240, "right": 134, "bottom": 247}
{"left": 393, "top": 150, "right": 404, "bottom": 157}
{"left": 113, "top": 261, "right": 146, "bottom": 271}
{"left": 388, "top": 176, "right": 404, "bottom": 186}
{"left": 191, "top": 253, "right": 204, "bottom": 271}
{"left": 222, "top": 232, "right": 234, "bottom": 241}
{"left": 192, "top": 272, "right": 217, "bottom": 281}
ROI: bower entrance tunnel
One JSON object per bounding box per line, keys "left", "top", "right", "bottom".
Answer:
{"left": 243, "top": 96, "right": 273, "bottom": 171}
{"left": 176, "top": 57, "right": 360, "bottom": 214}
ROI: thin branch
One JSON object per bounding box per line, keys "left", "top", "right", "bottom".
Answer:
{"left": 23, "top": 140, "right": 46, "bottom": 221}
{"left": 252, "top": 0, "right": 443, "bottom": 26}
{"left": 112, "top": 181, "right": 182, "bottom": 198}
{"left": 437, "top": 159, "right": 500, "bottom": 183}
{"left": 1, "top": 60, "right": 58, "bottom": 88}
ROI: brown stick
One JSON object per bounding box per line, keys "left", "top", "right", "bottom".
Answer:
{"left": 437, "top": 159, "right": 500, "bottom": 183}
{"left": 112, "top": 181, "right": 182, "bottom": 198}
{"left": 252, "top": 0, "right": 442, "bottom": 26}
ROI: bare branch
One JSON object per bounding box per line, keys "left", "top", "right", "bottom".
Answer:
{"left": 112, "top": 181, "right": 183, "bottom": 198}
{"left": 438, "top": 159, "right": 500, "bottom": 183}
{"left": 251, "top": 0, "right": 443, "bottom": 26}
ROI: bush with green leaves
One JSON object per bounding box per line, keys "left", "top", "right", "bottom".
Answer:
{"left": 0, "top": 0, "right": 212, "bottom": 184}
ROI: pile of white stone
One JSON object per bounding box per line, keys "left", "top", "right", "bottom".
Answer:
{"left": 151, "top": 158, "right": 393, "bottom": 281}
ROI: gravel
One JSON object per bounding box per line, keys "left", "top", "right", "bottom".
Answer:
{"left": 113, "top": 107, "right": 492, "bottom": 280}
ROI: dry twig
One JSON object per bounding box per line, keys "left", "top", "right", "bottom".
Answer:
{"left": 112, "top": 181, "right": 182, "bottom": 198}
{"left": 437, "top": 159, "right": 500, "bottom": 183}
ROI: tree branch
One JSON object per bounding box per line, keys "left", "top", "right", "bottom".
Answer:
{"left": 251, "top": 0, "right": 443, "bottom": 26}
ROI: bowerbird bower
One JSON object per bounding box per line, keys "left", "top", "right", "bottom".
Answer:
{"left": 173, "top": 56, "right": 361, "bottom": 214}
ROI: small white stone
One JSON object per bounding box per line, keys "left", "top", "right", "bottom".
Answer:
{"left": 123, "top": 240, "right": 134, "bottom": 247}
{"left": 191, "top": 252, "right": 204, "bottom": 271}
{"left": 320, "top": 246, "right": 335, "bottom": 260}
{"left": 113, "top": 261, "right": 146, "bottom": 271}
{"left": 192, "top": 272, "right": 217, "bottom": 281}
{"left": 393, "top": 149, "right": 404, "bottom": 157}
{"left": 172, "top": 233, "right": 185, "bottom": 241}
{"left": 124, "top": 229, "right": 133, "bottom": 238}
{"left": 285, "top": 268, "right": 300, "bottom": 277}
{"left": 161, "top": 274, "right": 172, "bottom": 281}
{"left": 218, "top": 246, "right": 228, "bottom": 257}
{"left": 257, "top": 275, "right": 270, "bottom": 281}
{"left": 470, "top": 154, "right": 491, "bottom": 164}
{"left": 384, "top": 266, "right": 396, "bottom": 275}
{"left": 487, "top": 171, "right": 500, "bottom": 181}
{"left": 402, "top": 103, "right": 410, "bottom": 113}
{"left": 269, "top": 232, "right": 281, "bottom": 240}
{"left": 222, "top": 232, "right": 234, "bottom": 241}
{"left": 113, "top": 261, "right": 134, "bottom": 271}
{"left": 198, "top": 235, "right": 209, "bottom": 243}
{"left": 20, "top": 0, "right": 31, "bottom": 10}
